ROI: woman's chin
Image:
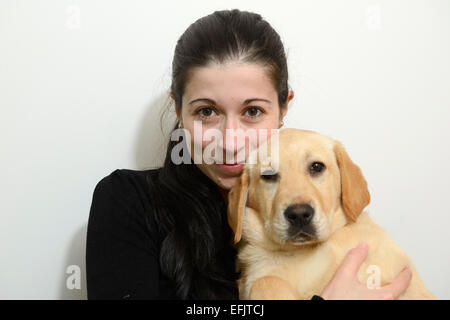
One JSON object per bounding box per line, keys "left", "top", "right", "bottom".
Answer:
{"left": 215, "top": 175, "right": 240, "bottom": 190}
{"left": 196, "top": 163, "right": 243, "bottom": 190}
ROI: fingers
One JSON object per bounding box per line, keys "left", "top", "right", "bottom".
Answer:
{"left": 338, "top": 242, "right": 369, "bottom": 279}
{"left": 380, "top": 267, "right": 413, "bottom": 299}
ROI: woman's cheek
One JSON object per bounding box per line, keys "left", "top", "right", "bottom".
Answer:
{"left": 188, "top": 129, "right": 216, "bottom": 163}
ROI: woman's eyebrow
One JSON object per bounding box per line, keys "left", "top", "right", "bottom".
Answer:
{"left": 189, "top": 98, "right": 216, "bottom": 105}
{"left": 188, "top": 98, "right": 271, "bottom": 105}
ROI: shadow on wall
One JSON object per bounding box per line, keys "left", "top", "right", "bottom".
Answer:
{"left": 135, "top": 92, "right": 177, "bottom": 170}
{"left": 59, "top": 222, "right": 88, "bottom": 299}
{"left": 58, "top": 92, "right": 176, "bottom": 299}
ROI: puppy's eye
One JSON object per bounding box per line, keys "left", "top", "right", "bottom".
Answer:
{"left": 310, "top": 162, "right": 325, "bottom": 175}
{"left": 261, "top": 170, "right": 279, "bottom": 182}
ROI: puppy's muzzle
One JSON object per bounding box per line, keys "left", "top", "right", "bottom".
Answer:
{"left": 283, "top": 203, "right": 316, "bottom": 242}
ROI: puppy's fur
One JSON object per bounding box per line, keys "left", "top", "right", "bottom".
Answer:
{"left": 227, "top": 128, "right": 435, "bottom": 299}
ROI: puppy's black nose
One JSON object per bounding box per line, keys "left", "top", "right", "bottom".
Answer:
{"left": 284, "top": 203, "right": 314, "bottom": 227}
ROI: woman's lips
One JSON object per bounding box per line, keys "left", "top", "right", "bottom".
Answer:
{"left": 215, "top": 163, "right": 244, "bottom": 173}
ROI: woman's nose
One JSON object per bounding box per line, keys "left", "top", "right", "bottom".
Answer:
{"left": 224, "top": 115, "right": 240, "bottom": 132}
{"left": 218, "top": 117, "right": 245, "bottom": 160}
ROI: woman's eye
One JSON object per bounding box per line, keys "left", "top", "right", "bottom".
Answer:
{"left": 244, "top": 107, "right": 262, "bottom": 118}
{"left": 310, "top": 162, "right": 326, "bottom": 175}
{"left": 196, "top": 106, "right": 263, "bottom": 120}
{"left": 197, "top": 107, "right": 217, "bottom": 119}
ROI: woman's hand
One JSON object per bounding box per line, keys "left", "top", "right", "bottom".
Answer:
{"left": 320, "top": 243, "right": 413, "bottom": 300}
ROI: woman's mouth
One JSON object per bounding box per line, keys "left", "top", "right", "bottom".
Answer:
{"left": 215, "top": 163, "right": 244, "bottom": 173}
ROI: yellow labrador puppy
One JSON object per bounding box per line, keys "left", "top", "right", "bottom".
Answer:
{"left": 227, "top": 128, "right": 435, "bottom": 300}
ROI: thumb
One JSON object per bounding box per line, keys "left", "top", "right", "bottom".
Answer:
{"left": 338, "top": 242, "right": 369, "bottom": 279}
{"left": 380, "top": 267, "right": 413, "bottom": 299}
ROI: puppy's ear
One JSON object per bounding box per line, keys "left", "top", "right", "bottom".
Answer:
{"left": 333, "top": 141, "right": 371, "bottom": 222}
{"left": 227, "top": 169, "right": 249, "bottom": 244}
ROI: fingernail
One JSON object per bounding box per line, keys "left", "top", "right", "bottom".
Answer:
{"left": 358, "top": 242, "right": 368, "bottom": 249}
{"left": 403, "top": 267, "right": 412, "bottom": 278}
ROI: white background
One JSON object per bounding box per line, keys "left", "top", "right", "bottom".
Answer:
{"left": 1, "top": 0, "right": 449, "bottom": 299}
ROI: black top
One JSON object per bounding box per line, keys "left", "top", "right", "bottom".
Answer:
{"left": 86, "top": 168, "right": 178, "bottom": 299}
{"left": 86, "top": 168, "right": 323, "bottom": 300}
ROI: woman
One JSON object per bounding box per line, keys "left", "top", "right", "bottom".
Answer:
{"left": 86, "top": 9, "right": 412, "bottom": 300}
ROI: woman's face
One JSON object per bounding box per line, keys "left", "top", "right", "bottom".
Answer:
{"left": 175, "top": 62, "right": 294, "bottom": 190}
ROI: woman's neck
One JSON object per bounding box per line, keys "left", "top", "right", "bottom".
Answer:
{"left": 218, "top": 187, "right": 229, "bottom": 204}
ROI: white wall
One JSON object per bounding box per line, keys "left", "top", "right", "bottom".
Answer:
{"left": 1, "top": 0, "right": 449, "bottom": 299}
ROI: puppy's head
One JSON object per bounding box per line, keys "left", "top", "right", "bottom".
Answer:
{"left": 227, "top": 128, "right": 370, "bottom": 247}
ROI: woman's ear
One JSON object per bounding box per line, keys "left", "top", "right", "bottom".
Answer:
{"left": 333, "top": 141, "right": 371, "bottom": 222}
{"left": 279, "top": 90, "right": 293, "bottom": 119}
{"left": 227, "top": 169, "right": 249, "bottom": 244}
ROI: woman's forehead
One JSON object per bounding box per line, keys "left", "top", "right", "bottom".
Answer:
{"left": 184, "top": 63, "right": 277, "bottom": 105}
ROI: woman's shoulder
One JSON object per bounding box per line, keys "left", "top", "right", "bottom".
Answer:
{"left": 89, "top": 168, "right": 163, "bottom": 239}
{"left": 96, "top": 167, "right": 159, "bottom": 187}
{"left": 86, "top": 168, "right": 172, "bottom": 299}
{"left": 93, "top": 168, "right": 160, "bottom": 205}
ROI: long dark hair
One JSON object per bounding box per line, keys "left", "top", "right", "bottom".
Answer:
{"left": 147, "top": 9, "right": 290, "bottom": 299}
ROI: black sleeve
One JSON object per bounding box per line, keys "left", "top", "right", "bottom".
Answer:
{"left": 86, "top": 169, "right": 160, "bottom": 299}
